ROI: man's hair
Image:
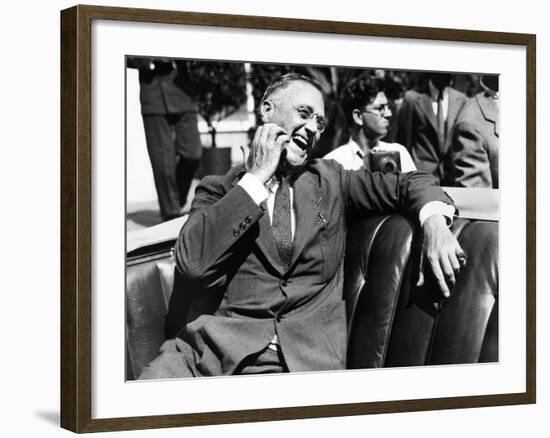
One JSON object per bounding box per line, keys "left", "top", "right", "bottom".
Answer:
{"left": 341, "top": 74, "right": 383, "bottom": 124}
{"left": 260, "top": 73, "right": 323, "bottom": 106}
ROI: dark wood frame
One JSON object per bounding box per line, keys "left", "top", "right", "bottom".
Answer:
{"left": 60, "top": 4, "right": 536, "bottom": 433}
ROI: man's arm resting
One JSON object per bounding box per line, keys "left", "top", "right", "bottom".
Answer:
{"left": 343, "top": 163, "right": 454, "bottom": 221}
{"left": 344, "top": 162, "right": 463, "bottom": 298}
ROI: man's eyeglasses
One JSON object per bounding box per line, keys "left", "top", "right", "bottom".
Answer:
{"left": 295, "top": 106, "right": 327, "bottom": 134}
{"left": 362, "top": 103, "right": 391, "bottom": 117}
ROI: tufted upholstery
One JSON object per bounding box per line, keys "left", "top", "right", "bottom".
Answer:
{"left": 345, "top": 216, "right": 498, "bottom": 368}
{"left": 126, "top": 214, "right": 498, "bottom": 380}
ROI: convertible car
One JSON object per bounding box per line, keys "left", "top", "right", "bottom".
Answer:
{"left": 125, "top": 187, "right": 498, "bottom": 380}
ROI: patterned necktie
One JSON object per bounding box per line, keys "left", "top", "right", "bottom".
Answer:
{"left": 272, "top": 176, "right": 293, "bottom": 268}
{"left": 436, "top": 89, "right": 446, "bottom": 147}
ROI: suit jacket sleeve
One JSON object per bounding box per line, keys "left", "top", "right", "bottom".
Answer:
{"left": 333, "top": 160, "right": 454, "bottom": 223}
{"left": 174, "top": 172, "right": 265, "bottom": 284}
{"left": 448, "top": 121, "right": 492, "bottom": 188}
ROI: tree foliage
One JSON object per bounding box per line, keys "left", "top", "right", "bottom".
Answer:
{"left": 177, "top": 60, "right": 247, "bottom": 147}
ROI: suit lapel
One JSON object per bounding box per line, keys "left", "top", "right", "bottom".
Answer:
{"left": 229, "top": 169, "right": 285, "bottom": 274}
{"left": 477, "top": 93, "right": 499, "bottom": 137}
{"left": 444, "top": 89, "right": 463, "bottom": 151}
{"left": 416, "top": 93, "right": 439, "bottom": 139}
{"left": 289, "top": 171, "right": 322, "bottom": 270}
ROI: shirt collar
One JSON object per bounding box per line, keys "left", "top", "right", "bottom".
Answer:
{"left": 428, "top": 81, "right": 449, "bottom": 101}
{"left": 265, "top": 177, "right": 279, "bottom": 194}
{"left": 346, "top": 138, "right": 366, "bottom": 159}
{"left": 480, "top": 82, "right": 499, "bottom": 100}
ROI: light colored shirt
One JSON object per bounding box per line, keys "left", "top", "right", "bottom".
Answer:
{"left": 238, "top": 173, "right": 296, "bottom": 239}
{"left": 324, "top": 139, "right": 416, "bottom": 172}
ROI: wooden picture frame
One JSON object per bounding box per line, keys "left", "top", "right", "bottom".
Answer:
{"left": 60, "top": 4, "right": 536, "bottom": 432}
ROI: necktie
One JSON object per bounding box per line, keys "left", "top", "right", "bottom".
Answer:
{"left": 272, "top": 176, "right": 293, "bottom": 268}
{"left": 436, "top": 89, "right": 446, "bottom": 148}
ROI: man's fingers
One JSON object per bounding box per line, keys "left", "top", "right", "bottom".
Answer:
{"left": 275, "top": 133, "right": 291, "bottom": 148}
{"left": 449, "top": 251, "right": 461, "bottom": 274}
{"left": 440, "top": 255, "right": 455, "bottom": 288}
{"left": 457, "top": 249, "right": 468, "bottom": 268}
{"left": 240, "top": 145, "right": 249, "bottom": 170}
{"left": 416, "top": 270, "right": 424, "bottom": 287}
{"left": 247, "top": 124, "right": 291, "bottom": 183}
{"left": 258, "top": 125, "right": 270, "bottom": 151}
{"left": 265, "top": 123, "right": 279, "bottom": 146}
{"left": 252, "top": 125, "right": 263, "bottom": 148}
{"left": 416, "top": 249, "right": 425, "bottom": 287}
{"left": 264, "top": 124, "right": 287, "bottom": 143}
{"left": 430, "top": 258, "right": 450, "bottom": 298}
{"left": 269, "top": 126, "right": 290, "bottom": 154}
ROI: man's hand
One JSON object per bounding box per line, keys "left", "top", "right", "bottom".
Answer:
{"left": 242, "top": 124, "right": 290, "bottom": 184}
{"left": 417, "top": 214, "right": 467, "bottom": 298}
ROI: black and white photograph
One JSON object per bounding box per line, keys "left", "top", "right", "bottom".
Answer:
{"left": 3, "top": 0, "right": 546, "bottom": 435}
{"left": 54, "top": 2, "right": 536, "bottom": 434}
{"left": 125, "top": 58, "right": 499, "bottom": 381}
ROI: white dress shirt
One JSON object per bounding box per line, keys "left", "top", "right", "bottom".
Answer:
{"left": 324, "top": 138, "right": 417, "bottom": 172}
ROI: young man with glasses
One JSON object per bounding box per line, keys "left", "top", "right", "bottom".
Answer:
{"left": 139, "top": 73, "right": 463, "bottom": 379}
{"left": 325, "top": 74, "right": 416, "bottom": 172}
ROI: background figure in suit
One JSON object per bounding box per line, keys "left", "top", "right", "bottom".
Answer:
{"left": 127, "top": 56, "right": 202, "bottom": 221}
{"left": 446, "top": 74, "right": 499, "bottom": 188}
{"left": 139, "top": 73, "right": 465, "bottom": 379}
{"left": 396, "top": 73, "right": 467, "bottom": 182}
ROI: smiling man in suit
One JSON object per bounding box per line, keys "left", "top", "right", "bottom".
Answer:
{"left": 396, "top": 73, "right": 467, "bottom": 182}
{"left": 139, "top": 73, "right": 465, "bottom": 379}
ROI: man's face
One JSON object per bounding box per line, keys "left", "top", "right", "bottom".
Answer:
{"left": 261, "top": 81, "right": 325, "bottom": 171}
{"left": 360, "top": 91, "right": 391, "bottom": 141}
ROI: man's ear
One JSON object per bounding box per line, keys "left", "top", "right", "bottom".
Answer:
{"left": 352, "top": 109, "right": 364, "bottom": 126}
{"left": 260, "top": 99, "right": 274, "bottom": 123}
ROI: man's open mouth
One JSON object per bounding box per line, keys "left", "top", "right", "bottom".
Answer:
{"left": 291, "top": 134, "right": 310, "bottom": 151}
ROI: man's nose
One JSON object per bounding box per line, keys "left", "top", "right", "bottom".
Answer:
{"left": 304, "top": 117, "right": 319, "bottom": 134}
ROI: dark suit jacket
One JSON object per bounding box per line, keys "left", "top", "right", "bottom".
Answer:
{"left": 447, "top": 92, "right": 499, "bottom": 188}
{"left": 397, "top": 87, "right": 467, "bottom": 181}
{"left": 168, "top": 160, "right": 453, "bottom": 375}
{"left": 127, "top": 56, "right": 197, "bottom": 115}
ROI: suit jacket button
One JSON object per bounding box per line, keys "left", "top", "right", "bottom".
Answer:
{"left": 233, "top": 229, "right": 240, "bottom": 236}
{"left": 239, "top": 223, "right": 246, "bottom": 230}
{"left": 245, "top": 216, "right": 252, "bottom": 223}
{"left": 281, "top": 280, "right": 288, "bottom": 287}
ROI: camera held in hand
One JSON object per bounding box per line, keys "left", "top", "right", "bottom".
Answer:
{"left": 368, "top": 150, "right": 402, "bottom": 173}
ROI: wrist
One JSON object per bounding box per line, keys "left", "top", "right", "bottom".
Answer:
{"left": 422, "top": 214, "right": 447, "bottom": 229}
{"left": 249, "top": 169, "right": 272, "bottom": 185}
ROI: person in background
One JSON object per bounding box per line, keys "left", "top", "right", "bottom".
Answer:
{"left": 138, "top": 73, "right": 465, "bottom": 379}
{"left": 382, "top": 72, "right": 409, "bottom": 143}
{"left": 127, "top": 56, "right": 202, "bottom": 221}
{"left": 396, "top": 73, "right": 467, "bottom": 182}
{"left": 324, "top": 74, "right": 416, "bottom": 171}
{"left": 446, "top": 74, "right": 499, "bottom": 188}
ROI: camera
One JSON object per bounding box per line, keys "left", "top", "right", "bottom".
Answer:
{"left": 368, "top": 150, "right": 402, "bottom": 173}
